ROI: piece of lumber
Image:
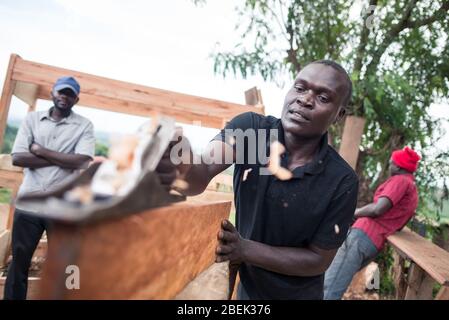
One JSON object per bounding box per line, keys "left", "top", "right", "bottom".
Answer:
{"left": 10, "top": 55, "right": 263, "bottom": 128}
{"left": 175, "top": 262, "right": 230, "bottom": 300}
{"left": 38, "top": 201, "right": 231, "bottom": 299}
{"left": 0, "top": 276, "right": 40, "bottom": 300}
{"left": 392, "top": 250, "right": 407, "bottom": 300}
{"left": 405, "top": 263, "right": 435, "bottom": 300}
{"left": 0, "top": 230, "right": 11, "bottom": 267}
{"left": 0, "top": 54, "right": 18, "bottom": 148}
{"left": 0, "top": 169, "right": 23, "bottom": 189}
{"left": 0, "top": 154, "right": 23, "bottom": 172}
{"left": 338, "top": 116, "right": 366, "bottom": 170}
{"left": 435, "top": 286, "right": 449, "bottom": 300}
{"left": 387, "top": 228, "right": 449, "bottom": 286}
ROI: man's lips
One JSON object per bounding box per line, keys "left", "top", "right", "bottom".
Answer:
{"left": 288, "top": 108, "right": 311, "bottom": 123}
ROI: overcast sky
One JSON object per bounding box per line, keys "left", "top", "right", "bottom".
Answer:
{"left": 0, "top": 0, "right": 447, "bottom": 151}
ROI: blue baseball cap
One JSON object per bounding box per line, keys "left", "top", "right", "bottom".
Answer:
{"left": 53, "top": 76, "right": 80, "bottom": 96}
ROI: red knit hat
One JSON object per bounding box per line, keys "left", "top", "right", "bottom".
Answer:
{"left": 391, "top": 146, "right": 421, "bottom": 173}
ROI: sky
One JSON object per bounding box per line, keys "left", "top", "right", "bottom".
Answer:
{"left": 0, "top": 0, "right": 448, "bottom": 151}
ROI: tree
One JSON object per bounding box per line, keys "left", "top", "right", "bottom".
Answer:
{"left": 196, "top": 0, "right": 449, "bottom": 221}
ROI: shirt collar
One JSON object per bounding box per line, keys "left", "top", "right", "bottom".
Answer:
{"left": 277, "top": 121, "right": 329, "bottom": 178}
{"left": 40, "top": 107, "right": 79, "bottom": 124}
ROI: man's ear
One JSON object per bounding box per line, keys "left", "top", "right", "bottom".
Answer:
{"left": 75, "top": 96, "right": 80, "bottom": 104}
{"left": 334, "top": 107, "right": 346, "bottom": 123}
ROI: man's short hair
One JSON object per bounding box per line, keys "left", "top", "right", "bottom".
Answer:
{"left": 305, "top": 60, "right": 352, "bottom": 108}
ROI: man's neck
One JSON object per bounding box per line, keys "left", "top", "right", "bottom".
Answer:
{"left": 50, "top": 106, "right": 71, "bottom": 121}
{"left": 283, "top": 130, "right": 322, "bottom": 168}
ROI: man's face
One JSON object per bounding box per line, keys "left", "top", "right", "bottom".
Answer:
{"left": 389, "top": 159, "right": 402, "bottom": 175}
{"left": 281, "top": 63, "right": 347, "bottom": 138}
{"left": 51, "top": 88, "right": 79, "bottom": 111}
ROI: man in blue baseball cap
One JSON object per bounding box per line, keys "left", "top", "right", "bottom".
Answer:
{"left": 4, "top": 76, "right": 95, "bottom": 300}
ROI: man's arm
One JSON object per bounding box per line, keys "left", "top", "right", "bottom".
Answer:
{"left": 12, "top": 152, "right": 55, "bottom": 169}
{"left": 354, "top": 197, "right": 392, "bottom": 218}
{"left": 30, "top": 143, "right": 92, "bottom": 170}
{"left": 216, "top": 220, "right": 336, "bottom": 277}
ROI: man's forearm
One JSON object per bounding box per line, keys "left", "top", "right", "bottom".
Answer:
{"left": 354, "top": 204, "right": 377, "bottom": 218}
{"left": 241, "top": 239, "right": 329, "bottom": 277}
{"left": 35, "top": 148, "right": 91, "bottom": 169}
{"left": 12, "top": 153, "right": 55, "bottom": 169}
{"left": 182, "top": 163, "right": 215, "bottom": 196}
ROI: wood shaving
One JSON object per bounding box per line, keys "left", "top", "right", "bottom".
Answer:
{"left": 268, "top": 141, "right": 293, "bottom": 181}
{"left": 242, "top": 168, "right": 252, "bottom": 181}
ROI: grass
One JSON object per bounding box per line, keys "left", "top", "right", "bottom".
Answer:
{"left": 0, "top": 188, "right": 12, "bottom": 204}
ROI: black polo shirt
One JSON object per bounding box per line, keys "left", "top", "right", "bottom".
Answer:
{"left": 214, "top": 112, "right": 358, "bottom": 300}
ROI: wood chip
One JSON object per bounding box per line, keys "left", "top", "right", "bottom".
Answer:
{"left": 65, "top": 185, "right": 93, "bottom": 205}
{"left": 268, "top": 141, "right": 293, "bottom": 181}
{"left": 109, "top": 135, "right": 139, "bottom": 171}
{"left": 334, "top": 224, "right": 340, "bottom": 234}
{"left": 172, "top": 179, "right": 189, "bottom": 191}
{"left": 242, "top": 168, "right": 252, "bottom": 181}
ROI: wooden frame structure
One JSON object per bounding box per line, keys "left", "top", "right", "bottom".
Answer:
{"left": 0, "top": 54, "right": 263, "bottom": 274}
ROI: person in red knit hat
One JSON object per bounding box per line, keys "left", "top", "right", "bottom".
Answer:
{"left": 324, "top": 146, "right": 421, "bottom": 299}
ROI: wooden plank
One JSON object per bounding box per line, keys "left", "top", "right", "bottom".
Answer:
{"left": 6, "top": 187, "right": 17, "bottom": 230}
{"left": 0, "top": 276, "right": 40, "bottom": 300}
{"left": 38, "top": 201, "right": 231, "bottom": 299}
{"left": 0, "top": 54, "right": 18, "bottom": 148}
{"left": 36, "top": 86, "right": 226, "bottom": 129}
{"left": 13, "top": 81, "right": 38, "bottom": 106}
{"left": 0, "top": 230, "right": 11, "bottom": 267}
{"left": 0, "top": 169, "right": 22, "bottom": 189}
{"left": 338, "top": 116, "right": 366, "bottom": 169}
{"left": 435, "top": 286, "right": 449, "bottom": 300}
{"left": 392, "top": 251, "right": 407, "bottom": 299}
{"left": 404, "top": 263, "right": 435, "bottom": 300}
{"left": 387, "top": 228, "right": 449, "bottom": 286}
{"left": 0, "top": 154, "right": 23, "bottom": 172}
{"left": 245, "top": 87, "right": 264, "bottom": 106}
{"left": 11, "top": 56, "right": 263, "bottom": 128}
{"left": 405, "top": 263, "right": 424, "bottom": 299}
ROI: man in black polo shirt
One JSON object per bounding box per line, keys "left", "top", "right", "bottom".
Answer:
{"left": 156, "top": 60, "right": 358, "bottom": 299}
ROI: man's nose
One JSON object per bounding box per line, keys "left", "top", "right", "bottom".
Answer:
{"left": 296, "top": 90, "right": 314, "bottom": 109}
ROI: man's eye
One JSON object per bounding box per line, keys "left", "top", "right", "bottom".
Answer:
{"left": 294, "top": 86, "right": 305, "bottom": 93}
{"left": 318, "top": 95, "right": 329, "bottom": 103}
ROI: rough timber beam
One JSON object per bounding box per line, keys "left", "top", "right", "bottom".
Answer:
{"left": 38, "top": 201, "right": 231, "bottom": 299}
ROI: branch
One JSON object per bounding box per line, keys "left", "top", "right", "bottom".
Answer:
{"left": 366, "top": 0, "right": 448, "bottom": 74}
{"left": 405, "top": 0, "right": 449, "bottom": 28}
{"left": 353, "top": 0, "right": 378, "bottom": 75}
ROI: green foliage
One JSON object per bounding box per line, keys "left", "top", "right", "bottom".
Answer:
{"left": 0, "top": 188, "right": 12, "bottom": 204}
{"left": 198, "top": 0, "right": 449, "bottom": 223}
{"left": 375, "top": 246, "right": 395, "bottom": 298}
{"left": 1, "top": 124, "right": 18, "bottom": 154}
{"left": 95, "top": 141, "right": 109, "bottom": 157}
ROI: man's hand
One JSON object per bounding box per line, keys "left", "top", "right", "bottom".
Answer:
{"left": 216, "top": 219, "right": 247, "bottom": 265}
{"left": 155, "top": 127, "right": 193, "bottom": 190}
{"left": 29, "top": 142, "right": 46, "bottom": 157}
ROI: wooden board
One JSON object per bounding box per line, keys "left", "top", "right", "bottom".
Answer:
{"left": 0, "top": 169, "right": 22, "bottom": 189}
{"left": 0, "top": 154, "right": 23, "bottom": 172}
{"left": 38, "top": 200, "right": 231, "bottom": 299}
{"left": 0, "top": 230, "right": 11, "bottom": 267}
{"left": 338, "top": 116, "right": 366, "bottom": 169}
{"left": 388, "top": 228, "right": 449, "bottom": 286}
{"left": 0, "top": 276, "right": 40, "bottom": 300}
{"left": 0, "top": 54, "right": 18, "bottom": 148}
{"left": 9, "top": 55, "right": 263, "bottom": 129}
